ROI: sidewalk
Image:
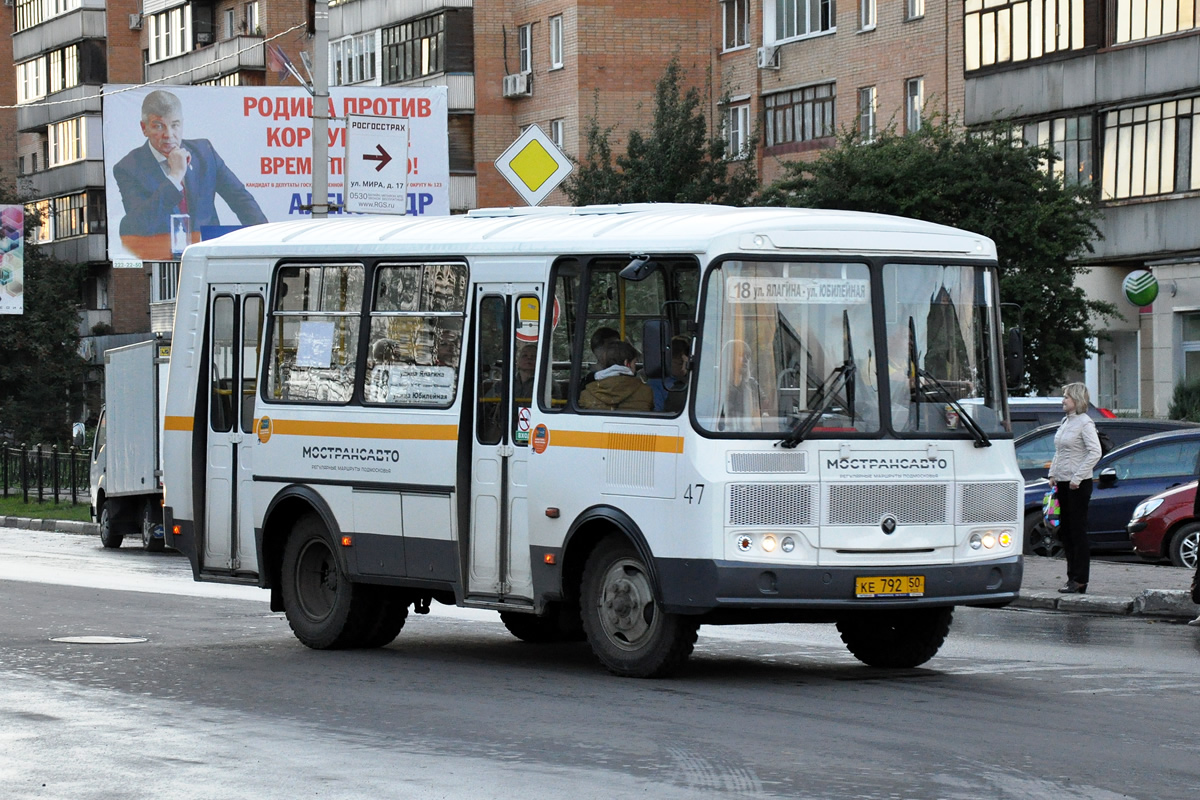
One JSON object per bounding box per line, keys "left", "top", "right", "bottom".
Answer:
{"left": 3, "top": 515, "right": 1197, "bottom": 620}
{"left": 1016, "top": 554, "right": 1199, "bottom": 621}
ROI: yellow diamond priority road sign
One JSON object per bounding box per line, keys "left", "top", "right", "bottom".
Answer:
{"left": 494, "top": 125, "right": 573, "bottom": 206}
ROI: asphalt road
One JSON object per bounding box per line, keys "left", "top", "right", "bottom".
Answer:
{"left": 1, "top": 528, "right": 1197, "bottom": 800}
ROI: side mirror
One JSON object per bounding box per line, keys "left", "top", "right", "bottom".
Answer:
{"left": 1004, "top": 327, "right": 1024, "bottom": 391}
{"left": 641, "top": 319, "right": 669, "bottom": 380}
{"left": 1098, "top": 466, "right": 1118, "bottom": 487}
{"left": 71, "top": 422, "right": 85, "bottom": 449}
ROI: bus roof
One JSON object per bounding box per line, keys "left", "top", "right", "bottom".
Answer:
{"left": 185, "top": 204, "right": 998, "bottom": 261}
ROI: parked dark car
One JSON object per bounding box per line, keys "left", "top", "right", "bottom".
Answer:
{"left": 1023, "top": 429, "right": 1200, "bottom": 557}
{"left": 1015, "top": 418, "right": 1200, "bottom": 482}
{"left": 1127, "top": 481, "right": 1200, "bottom": 569}
{"left": 1005, "top": 396, "right": 1115, "bottom": 438}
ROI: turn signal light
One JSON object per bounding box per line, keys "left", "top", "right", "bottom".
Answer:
{"left": 544, "top": 553, "right": 556, "bottom": 565}
{"left": 340, "top": 535, "right": 353, "bottom": 547}
{"left": 172, "top": 525, "right": 181, "bottom": 535}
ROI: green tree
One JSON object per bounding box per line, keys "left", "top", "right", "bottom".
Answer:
{"left": 563, "top": 59, "right": 758, "bottom": 206}
{"left": 760, "top": 117, "right": 1115, "bottom": 394}
{"left": 0, "top": 190, "right": 87, "bottom": 445}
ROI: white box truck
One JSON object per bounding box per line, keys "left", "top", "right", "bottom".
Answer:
{"left": 90, "top": 339, "right": 170, "bottom": 551}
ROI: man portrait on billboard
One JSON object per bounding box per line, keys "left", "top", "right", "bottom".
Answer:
{"left": 113, "top": 89, "right": 267, "bottom": 237}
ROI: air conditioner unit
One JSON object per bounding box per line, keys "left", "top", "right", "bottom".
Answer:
{"left": 128, "top": 13, "right": 143, "bottom": 30}
{"left": 756, "top": 45, "right": 780, "bottom": 70}
{"left": 502, "top": 72, "right": 531, "bottom": 99}
{"left": 196, "top": 33, "right": 214, "bottom": 45}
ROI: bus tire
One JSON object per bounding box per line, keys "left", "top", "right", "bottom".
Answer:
{"left": 836, "top": 607, "right": 953, "bottom": 669}
{"left": 280, "top": 514, "right": 375, "bottom": 649}
{"left": 355, "top": 588, "right": 409, "bottom": 648}
{"left": 141, "top": 500, "right": 165, "bottom": 553}
{"left": 579, "top": 537, "right": 698, "bottom": 678}
{"left": 98, "top": 501, "right": 124, "bottom": 549}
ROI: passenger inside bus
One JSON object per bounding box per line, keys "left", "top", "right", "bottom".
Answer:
{"left": 513, "top": 343, "right": 537, "bottom": 405}
{"left": 579, "top": 340, "right": 654, "bottom": 412}
{"left": 579, "top": 326, "right": 620, "bottom": 393}
{"left": 717, "top": 338, "right": 765, "bottom": 431}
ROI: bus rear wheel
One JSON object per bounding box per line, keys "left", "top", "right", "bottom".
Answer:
{"left": 836, "top": 607, "right": 953, "bottom": 669}
{"left": 580, "top": 537, "right": 698, "bottom": 678}
{"left": 280, "top": 514, "right": 375, "bottom": 649}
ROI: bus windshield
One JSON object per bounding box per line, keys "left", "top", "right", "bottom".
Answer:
{"left": 694, "top": 259, "right": 1006, "bottom": 437}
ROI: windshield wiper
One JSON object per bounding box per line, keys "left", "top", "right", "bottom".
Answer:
{"left": 913, "top": 367, "right": 992, "bottom": 448}
{"left": 777, "top": 361, "right": 856, "bottom": 449}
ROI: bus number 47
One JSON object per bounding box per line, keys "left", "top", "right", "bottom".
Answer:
{"left": 683, "top": 484, "right": 705, "bottom": 504}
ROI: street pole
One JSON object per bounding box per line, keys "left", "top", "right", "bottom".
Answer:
{"left": 312, "top": 0, "right": 330, "bottom": 219}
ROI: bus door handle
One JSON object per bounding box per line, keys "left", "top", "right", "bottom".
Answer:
{"left": 497, "top": 444, "right": 515, "bottom": 458}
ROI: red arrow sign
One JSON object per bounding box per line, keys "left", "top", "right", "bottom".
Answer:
{"left": 363, "top": 144, "right": 392, "bottom": 172}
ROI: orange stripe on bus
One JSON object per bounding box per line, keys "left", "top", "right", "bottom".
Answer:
{"left": 164, "top": 416, "right": 194, "bottom": 431}
{"left": 270, "top": 419, "right": 458, "bottom": 441}
{"left": 550, "top": 430, "right": 684, "bottom": 454}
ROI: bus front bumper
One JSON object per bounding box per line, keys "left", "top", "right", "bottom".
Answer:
{"left": 656, "top": 555, "right": 1022, "bottom": 615}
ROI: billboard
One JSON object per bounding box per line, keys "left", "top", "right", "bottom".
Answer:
{"left": 0, "top": 206, "right": 24, "bottom": 315}
{"left": 102, "top": 85, "right": 449, "bottom": 263}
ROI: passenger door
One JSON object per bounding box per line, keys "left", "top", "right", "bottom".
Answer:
{"left": 467, "top": 285, "right": 542, "bottom": 603}
{"left": 204, "top": 284, "right": 265, "bottom": 574}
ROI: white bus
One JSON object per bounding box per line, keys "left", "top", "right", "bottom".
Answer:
{"left": 162, "top": 204, "right": 1023, "bottom": 677}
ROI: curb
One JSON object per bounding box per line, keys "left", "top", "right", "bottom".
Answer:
{"left": 1013, "top": 590, "right": 1199, "bottom": 621}
{"left": 1, "top": 515, "right": 98, "bottom": 536}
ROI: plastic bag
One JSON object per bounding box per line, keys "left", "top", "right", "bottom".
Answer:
{"left": 1042, "top": 487, "right": 1061, "bottom": 529}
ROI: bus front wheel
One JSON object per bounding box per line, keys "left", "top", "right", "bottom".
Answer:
{"left": 837, "top": 607, "right": 953, "bottom": 669}
{"left": 580, "top": 537, "right": 698, "bottom": 678}
{"left": 280, "top": 514, "right": 375, "bottom": 649}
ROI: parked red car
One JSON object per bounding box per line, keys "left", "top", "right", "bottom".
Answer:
{"left": 1127, "top": 481, "right": 1200, "bottom": 569}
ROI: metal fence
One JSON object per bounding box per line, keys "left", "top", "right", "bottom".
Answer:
{"left": 0, "top": 444, "right": 90, "bottom": 505}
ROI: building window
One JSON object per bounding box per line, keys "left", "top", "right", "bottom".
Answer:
{"left": 1183, "top": 313, "right": 1200, "bottom": 383}
{"left": 519, "top": 23, "right": 533, "bottom": 73}
{"left": 860, "top": 0, "right": 876, "bottom": 30}
{"left": 53, "top": 193, "right": 87, "bottom": 239}
{"left": 964, "top": 0, "right": 1086, "bottom": 71}
{"left": 48, "top": 117, "right": 86, "bottom": 167}
{"left": 858, "top": 86, "right": 877, "bottom": 142}
{"left": 726, "top": 104, "right": 750, "bottom": 157}
{"left": 1102, "top": 97, "right": 1200, "bottom": 200}
{"left": 723, "top": 0, "right": 750, "bottom": 49}
{"left": 550, "top": 119, "right": 565, "bottom": 149}
{"left": 331, "top": 33, "right": 377, "bottom": 86}
{"left": 765, "top": 84, "right": 836, "bottom": 147}
{"left": 549, "top": 15, "right": 564, "bottom": 68}
{"left": 1022, "top": 115, "right": 1094, "bottom": 187}
{"left": 226, "top": 8, "right": 236, "bottom": 39}
{"left": 245, "top": 2, "right": 259, "bottom": 35}
{"left": 1116, "top": 0, "right": 1200, "bottom": 44}
{"left": 148, "top": 5, "right": 194, "bottom": 64}
{"left": 26, "top": 200, "right": 52, "bottom": 243}
{"left": 776, "top": 0, "right": 836, "bottom": 40}
{"left": 381, "top": 14, "right": 445, "bottom": 84}
{"left": 17, "top": 59, "right": 46, "bottom": 105}
{"left": 906, "top": 78, "right": 924, "bottom": 133}
{"left": 907, "top": 0, "right": 925, "bottom": 19}
{"left": 197, "top": 73, "right": 244, "bottom": 87}
{"left": 15, "top": 0, "right": 82, "bottom": 34}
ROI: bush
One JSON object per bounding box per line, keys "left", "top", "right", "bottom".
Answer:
{"left": 1168, "top": 380, "right": 1200, "bottom": 421}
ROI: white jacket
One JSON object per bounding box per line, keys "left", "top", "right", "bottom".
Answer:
{"left": 1048, "top": 412, "right": 1103, "bottom": 484}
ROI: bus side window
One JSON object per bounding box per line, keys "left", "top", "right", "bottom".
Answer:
{"left": 544, "top": 261, "right": 580, "bottom": 412}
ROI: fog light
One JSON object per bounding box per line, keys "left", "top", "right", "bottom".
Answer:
{"left": 969, "top": 533, "right": 982, "bottom": 550}
{"left": 762, "top": 535, "right": 777, "bottom": 553}
{"left": 999, "top": 531, "right": 1012, "bottom": 547}
{"left": 982, "top": 533, "right": 997, "bottom": 549}
{"left": 736, "top": 535, "right": 753, "bottom": 553}
{"left": 781, "top": 536, "right": 795, "bottom": 553}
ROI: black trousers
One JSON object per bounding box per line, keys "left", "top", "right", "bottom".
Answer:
{"left": 1056, "top": 479, "right": 1093, "bottom": 585}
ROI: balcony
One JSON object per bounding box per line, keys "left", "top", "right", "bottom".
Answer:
{"left": 13, "top": 2, "right": 106, "bottom": 63}
{"left": 25, "top": 160, "right": 106, "bottom": 199}
{"left": 46, "top": 234, "right": 108, "bottom": 266}
{"left": 144, "top": 36, "right": 266, "bottom": 85}
{"left": 17, "top": 85, "right": 103, "bottom": 133}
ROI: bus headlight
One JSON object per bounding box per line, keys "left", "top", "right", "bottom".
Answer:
{"left": 781, "top": 536, "right": 795, "bottom": 553}
{"left": 762, "top": 535, "right": 777, "bottom": 553}
{"left": 969, "top": 533, "right": 983, "bottom": 550}
{"left": 968, "top": 528, "right": 1015, "bottom": 550}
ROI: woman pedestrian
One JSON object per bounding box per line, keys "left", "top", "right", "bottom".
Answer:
{"left": 1048, "top": 383, "right": 1103, "bottom": 594}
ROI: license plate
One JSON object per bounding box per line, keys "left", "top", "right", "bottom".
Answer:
{"left": 855, "top": 575, "right": 925, "bottom": 598}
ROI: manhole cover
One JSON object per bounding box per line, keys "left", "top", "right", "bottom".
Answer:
{"left": 50, "top": 636, "right": 148, "bottom": 644}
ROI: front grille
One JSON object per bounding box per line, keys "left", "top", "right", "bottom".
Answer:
{"left": 959, "top": 482, "right": 1021, "bottom": 524}
{"left": 827, "top": 483, "right": 948, "bottom": 526}
{"left": 728, "top": 451, "right": 808, "bottom": 474}
{"left": 728, "top": 483, "right": 814, "bottom": 526}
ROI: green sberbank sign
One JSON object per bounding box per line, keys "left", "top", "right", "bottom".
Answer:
{"left": 1123, "top": 270, "right": 1159, "bottom": 307}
